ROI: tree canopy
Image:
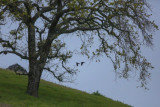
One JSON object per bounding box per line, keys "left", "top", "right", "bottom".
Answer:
{"left": 0, "top": 0, "right": 158, "bottom": 96}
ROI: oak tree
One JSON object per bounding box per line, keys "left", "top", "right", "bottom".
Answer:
{"left": 0, "top": 0, "right": 158, "bottom": 97}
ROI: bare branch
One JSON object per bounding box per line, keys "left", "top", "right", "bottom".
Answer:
{"left": 44, "top": 67, "right": 64, "bottom": 82}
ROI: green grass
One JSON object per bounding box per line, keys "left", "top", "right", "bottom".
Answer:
{"left": 0, "top": 68, "right": 131, "bottom": 107}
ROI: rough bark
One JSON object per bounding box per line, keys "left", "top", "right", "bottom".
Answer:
{"left": 26, "top": 66, "right": 42, "bottom": 97}
{"left": 26, "top": 24, "right": 41, "bottom": 97}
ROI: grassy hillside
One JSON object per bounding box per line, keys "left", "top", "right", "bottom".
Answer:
{"left": 0, "top": 68, "right": 131, "bottom": 107}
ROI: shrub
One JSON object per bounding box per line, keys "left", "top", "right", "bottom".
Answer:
{"left": 92, "top": 90, "right": 104, "bottom": 97}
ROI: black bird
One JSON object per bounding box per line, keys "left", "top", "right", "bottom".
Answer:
{"left": 81, "top": 62, "right": 85, "bottom": 66}
{"left": 76, "top": 62, "right": 80, "bottom": 66}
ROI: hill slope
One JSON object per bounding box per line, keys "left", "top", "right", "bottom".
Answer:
{"left": 0, "top": 68, "right": 131, "bottom": 107}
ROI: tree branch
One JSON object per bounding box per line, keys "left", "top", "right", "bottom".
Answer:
{"left": 0, "top": 38, "right": 28, "bottom": 59}
{"left": 44, "top": 67, "right": 65, "bottom": 82}
{"left": 0, "top": 39, "right": 15, "bottom": 51}
{"left": 0, "top": 50, "right": 28, "bottom": 59}
{"left": 62, "top": 27, "right": 100, "bottom": 34}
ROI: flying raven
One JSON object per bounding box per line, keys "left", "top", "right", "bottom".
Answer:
{"left": 81, "top": 62, "right": 85, "bottom": 66}
{"left": 76, "top": 62, "right": 80, "bottom": 66}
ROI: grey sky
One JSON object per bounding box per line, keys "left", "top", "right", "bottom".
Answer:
{"left": 0, "top": 1, "right": 160, "bottom": 107}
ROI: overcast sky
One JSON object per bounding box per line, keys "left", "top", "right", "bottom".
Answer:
{"left": 0, "top": 1, "right": 160, "bottom": 107}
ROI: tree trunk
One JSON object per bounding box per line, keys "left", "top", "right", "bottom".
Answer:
{"left": 26, "top": 23, "right": 41, "bottom": 97}
{"left": 26, "top": 64, "right": 42, "bottom": 97}
{"left": 26, "top": 22, "right": 54, "bottom": 97}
